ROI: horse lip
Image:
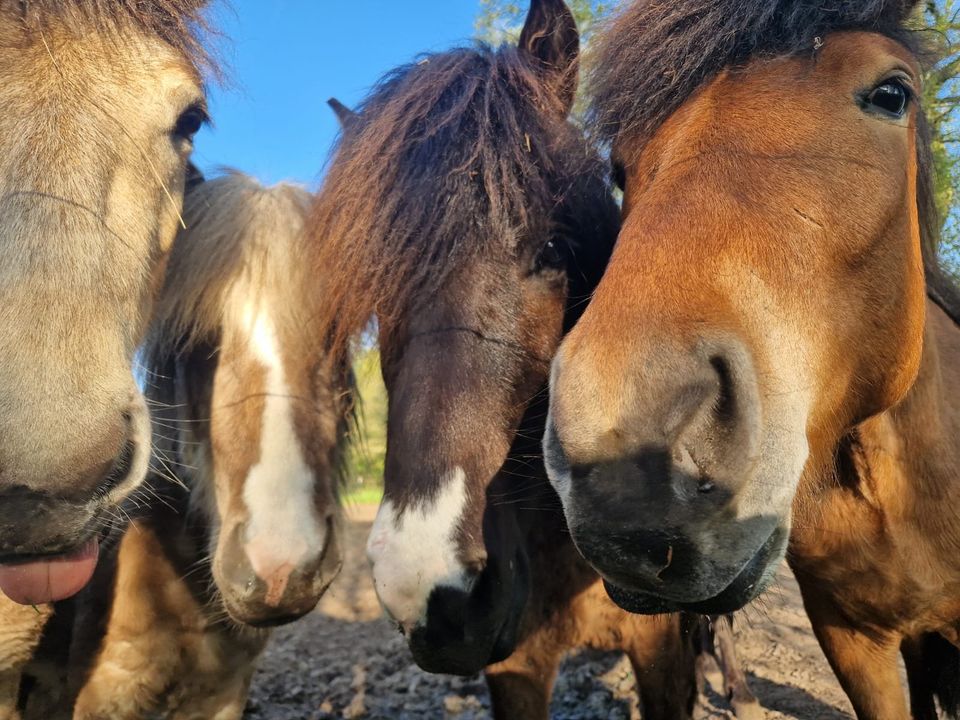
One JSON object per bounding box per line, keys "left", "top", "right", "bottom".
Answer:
{"left": 0, "top": 511, "right": 111, "bottom": 564}
{"left": 601, "top": 525, "right": 785, "bottom": 615}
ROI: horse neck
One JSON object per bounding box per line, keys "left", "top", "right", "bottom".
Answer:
{"left": 849, "top": 298, "right": 960, "bottom": 527}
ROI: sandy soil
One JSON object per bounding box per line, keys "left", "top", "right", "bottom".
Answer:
{"left": 245, "top": 505, "right": 857, "bottom": 720}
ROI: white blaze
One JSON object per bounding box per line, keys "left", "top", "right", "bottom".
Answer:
{"left": 367, "top": 467, "right": 470, "bottom": 630}
{"left": 240, "top": 298, "right": 323, "bottom": 598}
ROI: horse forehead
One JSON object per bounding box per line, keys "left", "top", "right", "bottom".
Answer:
{"left": 816, "top": 31, "right": 920, "bottom": 77}
{"left": 0, "top": 21, "right": 201, "bottom": 142}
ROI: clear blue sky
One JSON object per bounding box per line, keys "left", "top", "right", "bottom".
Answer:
{"left": 193, "top": 1, "right": 482, "bottom": 188}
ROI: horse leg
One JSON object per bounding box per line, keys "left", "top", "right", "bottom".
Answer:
{"left": 694, "top": 616, "right": 722, "bottom": 695}
{"left": 802, "top": 592, "right": 907, "bottom": 719}
{"left": 626, "top": 614, "right": 697, "bottom": 720}
{"left": 901, "top": 636, "right": 937, "bottom": 720}
{"left": 0, "top": 597, "right": 53, "bottom": 720}
{"left": 712, "top": 614, "right": 762, "bottom": 720}
{"left": 485, "top": 639, "right": 562, "bottom": 720}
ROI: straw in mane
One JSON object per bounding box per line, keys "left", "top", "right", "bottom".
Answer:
{"left": 587, "top": 0, "right": 960, "bottom": 321}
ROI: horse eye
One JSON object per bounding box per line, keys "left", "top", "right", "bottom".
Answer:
{"left": 173, "top": 105, "right": 208, "bottom": 141}
{"left": 534, "top": 239, "right": 565, "bottom": 273}
{"left": 863, "top": 79, "right": 911, "bottom": 118}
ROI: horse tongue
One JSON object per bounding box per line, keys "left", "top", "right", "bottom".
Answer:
{"left": 0, "top": 538, "right": 99, "bottom": 605}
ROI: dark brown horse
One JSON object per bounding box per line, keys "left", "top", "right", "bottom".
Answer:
{"left": 309, "top": 2, "right": 701, "bottom": 718}
{"left": 546, "top": 0, "right": 960, "bottom": 717}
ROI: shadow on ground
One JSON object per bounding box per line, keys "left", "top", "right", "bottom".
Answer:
{"left": 245, "top": 508, "right": 854, "bottom": 719}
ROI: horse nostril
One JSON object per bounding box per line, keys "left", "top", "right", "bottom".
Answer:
{"left": 710, "top": 354, "right": 737, "bottom": 425}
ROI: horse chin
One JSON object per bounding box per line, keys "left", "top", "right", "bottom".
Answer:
{"left": 602, "top": 525, "right": 787, "bottom": 616}
{"left": 406, "top": 546, "right": 530, "bottom": 676}
{"left": 219, "top": 590, "right": 321, "bottom": 629}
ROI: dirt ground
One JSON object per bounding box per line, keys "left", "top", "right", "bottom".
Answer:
{"left": 245, "top": 505, "right": 857, "bottom": 720}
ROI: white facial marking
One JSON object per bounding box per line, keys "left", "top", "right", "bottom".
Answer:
{"left": 367, "top": 467, "right": 470, "bottom": 630}
{"left": 240, "top": 298, "right": 323, "bottom": 597}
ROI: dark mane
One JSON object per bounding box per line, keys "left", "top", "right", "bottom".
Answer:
{"left": 589, "top": 0, "right": 960, "bottom": 323}
{"left": 309, "top": 43, "right": 615, "bottom": 353}
{"left": 7, "top": 0, "right": 215, "bottom": 73}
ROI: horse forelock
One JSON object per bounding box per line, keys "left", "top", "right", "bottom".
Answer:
{"left": 308, "top": 43, "right": 615, "bottom": 358}
{"left": 590, "top": 0, "right": 960, "bottom": 324}
{"left": 145, "top": 171, "right": 317, "bottom": 364}
{"left": 144, "top": 172, "right": 356, "bottom": 528}
{"left": 5, "top": 0, "right": 217, "bottom": 76}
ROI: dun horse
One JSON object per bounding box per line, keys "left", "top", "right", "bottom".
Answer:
{"left": 546, "top": 0, "right": 960, "bottom": 717}
{"left": 311, "top": 2, "right": 711, "bottom": 717}
{"left": 0, "top": 0, "right": 213, "bottom": 606}
{"left": 60, "top": 173, "right": 352, "bottom": 720}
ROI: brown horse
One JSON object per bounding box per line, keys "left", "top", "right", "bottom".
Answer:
{"left": 0, "top": 1, "right": 212, "bottom": 606}
{"left": 545, "top": 0, "right": 960, "bottom": 717}
{"left": 50, "top": 172, "right": 353, "bottom": 720}
{"left": 310, "top": 2, "right": 703, "bottom": 718}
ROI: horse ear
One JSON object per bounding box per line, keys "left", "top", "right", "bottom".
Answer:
{"left": 328, "top": 98, "right": 360, "bottom": 132}
{"left": 518, "top": 0, "right": 580, "bottom": 116}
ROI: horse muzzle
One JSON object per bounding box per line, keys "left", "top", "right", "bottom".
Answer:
{"left": 216, "top": 518, "right": 343, "bottom": 628}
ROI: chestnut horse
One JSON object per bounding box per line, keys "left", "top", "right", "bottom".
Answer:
{"left": 545, "top": 0, "right": 960, "bottom": 717}
{"left": 310, "top": 2, "right": 703, "bottom": 718}
{"left": 40, "top": 172, "right": 353, "bottom": 720}
{"left": 0, "top": 0, "right": 213, "bottom": 606}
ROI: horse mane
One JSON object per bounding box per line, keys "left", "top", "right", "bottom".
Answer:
{"left": 589, "top": 0, "right": 960, "bottom": 324}
{"left": 6, "top": 0, "right": 216, "bottom": 73}
{"left": 145, "top": 170, "right": 315, "bottom": 360}
{"left": 309, "top": 43, "right": 613, "bottom": 355}
{"left": 142, "top": 171, "right": 356, "bottom": 508}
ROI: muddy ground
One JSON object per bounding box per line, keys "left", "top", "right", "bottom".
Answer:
{"left": 245, "top": 505, "right": 857, "bottom": 720}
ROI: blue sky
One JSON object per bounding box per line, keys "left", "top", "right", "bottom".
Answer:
{"left": 193, "top": 1, "right": 482, "bottom": 188}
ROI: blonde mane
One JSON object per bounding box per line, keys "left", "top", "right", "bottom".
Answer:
{"left": 147, "top": 171, "right": 315, "bottom": 357}
{"left": 5, "top": 0, "right": 216, "bottom": 74}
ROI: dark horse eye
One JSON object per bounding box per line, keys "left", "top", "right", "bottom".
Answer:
{"left": 173, "top": 105, "right": 208, "bottom": 141}
{"left": 863, "top": 79, "right": 911, "bottom": 118}
{"left": 535, "top": 239, "right": 565, "bottom": 273}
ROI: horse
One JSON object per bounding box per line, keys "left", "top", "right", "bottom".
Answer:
{"left": 0, "top": 0, "right": 214, "bottom": 607}
{"left": 309, "top": 2, "right": 704, "bottom": 718}
{"left": 48, "top": 172, "right": 352, "bottom": 720}
{"left": 544, "top": 0, "right": 960, "bottom": 717}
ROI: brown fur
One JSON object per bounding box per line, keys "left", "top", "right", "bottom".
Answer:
{"left": 46, "top": 173, "right": 352, "bottom": 719}
{"left": 310, "top": 4, "right": 703, "bottom": 717}
{"left": 308, "top": 34, "right": 609, "bottom": 359}
{"left": 485, "top": 494, "right": 697, "bottom": 719}
{"left": 547, "top": 0, "right": 960, "bottom": 717}
{"left": 0, "top": 598, "right": 51, "bottom": 720}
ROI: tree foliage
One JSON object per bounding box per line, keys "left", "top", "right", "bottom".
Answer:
{"left": 920, "top": 0, "right": 960, "bottom": 273}
{"left": 477, "top": 0, "right": 960, "bottom": 275}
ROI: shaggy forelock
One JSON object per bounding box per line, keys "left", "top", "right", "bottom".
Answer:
{"left": 146, "top": 171, "right": 315, "bottom": 358}
{"left": 589, "top": 0, "right": 960, "bottom": 323}
{"left": 6, "top": 0, "right": 215, "bottom": 73}
{"left": 588, "top": 0, "right": 921, "bottom": 147}
{"left": 309, "top": 43, "right": 615, "bottom": 355}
